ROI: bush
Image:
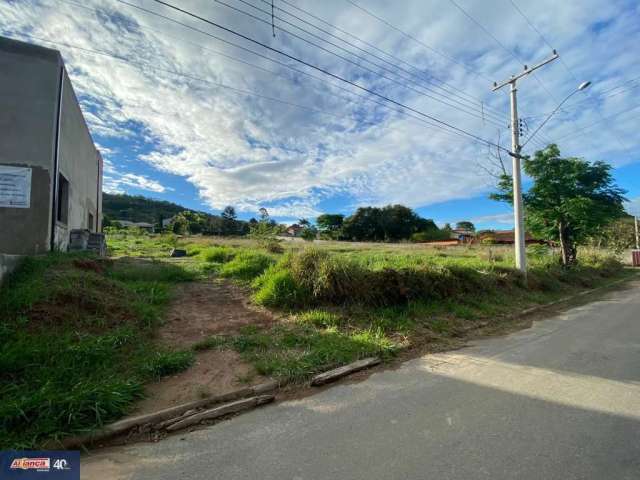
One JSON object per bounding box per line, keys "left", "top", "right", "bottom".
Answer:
{"left": 252, "top": 266, "right": 308, "bottom": 307}
{"left": 200, "top": 246, "right": 237, "bottom": 263}
{"left": 219, "top": 251, "right": 275, "bottom": 281}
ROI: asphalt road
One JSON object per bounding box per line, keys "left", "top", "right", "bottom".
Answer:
{"left": 83, "top": 280, "right": 640, "bottom": 480}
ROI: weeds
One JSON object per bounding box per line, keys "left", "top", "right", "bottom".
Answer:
{"left": 0, "top": 253, "right": 195, "bottom": 449}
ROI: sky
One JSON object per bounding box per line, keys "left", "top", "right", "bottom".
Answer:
{"left": 1, "top": 0, "right": 639, "bottom": 228}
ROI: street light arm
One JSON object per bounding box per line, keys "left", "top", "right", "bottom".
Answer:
{"left": 520, "top": 89, "right": 580, "bottom": 149}
{"left": 520, "top": 81, "right": 591, "bottom": 149}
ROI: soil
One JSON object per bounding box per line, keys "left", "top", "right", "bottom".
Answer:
{"left": 133, "top": 349, "right": 266, "bottom": 414}
{"left": 159, "top": 279, "right": 276, "bottom": 348}
{"left": 135, "top": 279, "right": 275, "bottom": 414}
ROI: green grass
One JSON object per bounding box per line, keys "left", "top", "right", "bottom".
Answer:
{"left": 102, "top": 232, "right": 634, "bottom": 386}
{"left": 0, "top": 253, "right": 195, "bottom": 449}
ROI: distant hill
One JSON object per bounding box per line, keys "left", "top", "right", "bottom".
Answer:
{"left": 102, "top": 193, "right": 198, "bottom": 224}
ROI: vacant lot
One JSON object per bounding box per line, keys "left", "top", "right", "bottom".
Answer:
{"left": 1, "top": 232, "right": 633, "bottom": 448}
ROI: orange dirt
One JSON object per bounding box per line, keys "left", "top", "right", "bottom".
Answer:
{"left": 159, "top": 279, "right": 276, "bottom": 348}
{"left": 134, "top": 349, "right": 266, "bottom": 414}
{"left": 136, "top": 279, "right": 275, "bottom": 414}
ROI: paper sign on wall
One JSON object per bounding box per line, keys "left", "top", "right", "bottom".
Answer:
{"left": 0, "top": 166, "right": 32, "bottom": 208}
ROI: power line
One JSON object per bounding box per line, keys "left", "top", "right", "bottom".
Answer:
{"left": 103, "top": 0, "right": 507, "bottom": 146}
{"left": 447, "top": 0, "right": 559, "bottom": 104}
{"left": 9, "top": 25, "right": 496, "bottom": 150}
{"left": 211, "top": 0, "right": 506, "bottom": 127}
{"left": 553, "top": 103, "right": 640, "bottom": 142}
{"left": 147, "top": 0, "right": 509, "bottom": 151}
{"left": 11, "top": 33, "right": 350, "bottom": 119}
{"left": 258, "top": 0, "right": 503, "bottom": 115}
{"left": 344, "top": 0, "right": 496, "bottom": 84}
{"left": 507, "top": 0, "right": 627, "bottom": 151}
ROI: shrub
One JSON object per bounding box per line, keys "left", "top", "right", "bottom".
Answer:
{"left": 219, "top": 251, "right": 275, "bottom": 281}
{"left": 200, "top": 246, "right": 237, "bottom": 263}
{"left": 252, "top": 264, "right": 308, "bottom": 307}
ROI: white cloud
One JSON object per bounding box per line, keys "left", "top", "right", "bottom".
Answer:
{"left": 625, "top": 197, "right": 640, "bottom": 217}
{"left": 471, "top": 212, "right": 514, "bottom": 226}
{"left": 1, "top": 0, "right": 638, "bottom": 216}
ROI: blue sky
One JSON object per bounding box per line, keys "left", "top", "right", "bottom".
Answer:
{"left": 2, "top": 0, "right": 638, "bottom": 227}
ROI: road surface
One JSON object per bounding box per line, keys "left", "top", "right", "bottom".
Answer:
{"left": 83, "top": 280, "right": 640, "bottom": 480}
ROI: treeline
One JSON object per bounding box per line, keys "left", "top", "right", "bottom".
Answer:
{"left": 103, "top": 193, "right": 461, "bottom": 243}
{"left": 317, "top": 205, "right": 454, "bottom": 242}
{"left": 102, "top": 193, "right": 193, "bottom": 224}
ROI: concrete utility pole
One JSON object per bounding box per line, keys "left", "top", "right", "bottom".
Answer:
{"left": 635, "top": 216, "right": 639, "bottom": 250}
{"left": 492, "top": 51, "right": 559, "bottom": 276}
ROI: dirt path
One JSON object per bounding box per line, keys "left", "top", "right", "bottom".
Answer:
{"left": 159, "top": 279, "right": 275, "bottom": 348}
{"left": 134, "top": 279, "right": 276, "bottom": 414}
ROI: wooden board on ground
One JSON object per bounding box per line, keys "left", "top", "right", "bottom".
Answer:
{"left": 311, "top": 357, "right": 381, "bottom": 386}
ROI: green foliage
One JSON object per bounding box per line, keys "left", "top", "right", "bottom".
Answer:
{"left": 587, "top": 216, "right": 637, "bottom": 252}
{"left": 300, "top": 225, "right": 318, "bottom": 242}
{"left": 316, "top": 214, "right": 345, "bottom": 239}
{"left": 199, "top": 246, "right": 238, "bottom": 263}
{"left": 228, "top": 324, "right": 397, "bottom": 383}
{"left": 218, "top": 251, "right": 275, "bottom": 281}
{"left": 102, "top": 193, "right": 193, "bottom": 225}
{"left": 0, "top": 253, "right": 194, "bottom": 448}
{"left": 143, "top": 350, "right": 195, "bottom": 379}
{"left": 455, "top": 221, "right": 475, "bottom": 231}
{"left": 342, "top": 204, "right": 432, "bottom": 241}
{"left": 491, "top": 145, "right": 627, "bottom": 265}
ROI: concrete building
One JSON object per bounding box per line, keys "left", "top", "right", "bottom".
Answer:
{"left": 0, "top": 36, "right": 103, "bottom": 259}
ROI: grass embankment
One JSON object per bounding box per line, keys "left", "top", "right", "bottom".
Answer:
{"left": 182, "top": 239, "right": 632, "bottom": 383}
{"left": 0, "top": 253, "right": 198, "bottom": 449}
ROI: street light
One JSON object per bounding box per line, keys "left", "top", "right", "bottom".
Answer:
{"left": 521, "top": 81, "right": 592, "bottom": 149}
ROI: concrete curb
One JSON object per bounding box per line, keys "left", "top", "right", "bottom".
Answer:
{"left": 49, "top": 380, "right": 279, "bottom": 449}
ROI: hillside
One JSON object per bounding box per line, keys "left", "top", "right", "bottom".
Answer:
{"left": 102, "top": 193, "right": 197, "bottom": 224}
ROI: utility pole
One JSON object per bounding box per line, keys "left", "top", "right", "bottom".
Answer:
{"left": 635, "top": 215, "right": 639, "bottom": 250}
{"left": 492, "top": 51, "right": 559, "bottom": 276}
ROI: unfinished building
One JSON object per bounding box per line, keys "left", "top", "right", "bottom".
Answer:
{"left": 0, "top": 36, "right": 103, "bottom": 265}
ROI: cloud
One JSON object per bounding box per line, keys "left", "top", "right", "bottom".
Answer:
{"left": 471, "top": 213, "right": 514, "bottom": 226}
{"left": 625, "top": 197, "right": 640, "bottom": 217}
{"left": 1, "top": 0, "right": 638, "bottom": 217}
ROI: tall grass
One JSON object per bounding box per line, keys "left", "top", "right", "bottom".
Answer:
{"left": 0, "top": 253, "right": 194, "bottom": 449}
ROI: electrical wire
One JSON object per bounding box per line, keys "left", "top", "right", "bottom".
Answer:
{"left": 255, "top": 0, "right": 504, "bottom": 116}
{"left": 211, "top": 0, "right": 506, "bottom": 127}
{"left": 344, "top": 0, "right": 496, "bottom": 84}
{"left": 507, "top": 0, "right": 628, "bottom": 151}
{"left": 147, "top": 0, "right": 510, "bottom": 151}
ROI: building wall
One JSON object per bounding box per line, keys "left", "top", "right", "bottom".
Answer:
{"left": 54, "top": 70, "right": 102, "bottom": 250}
{"left": 0, "top": 37, "right": 102, "bottom": 254}
{"left": 0, "top": 38, "right": 61, "bottom": 255}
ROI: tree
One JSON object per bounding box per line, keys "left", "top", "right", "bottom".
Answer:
{"left": 298, "top": 218, "right": 310, "bottom": 227}
{"left": 455, "top": 221, "right": 475, "bottom": 231}
{"left": 300, "top": 225, "right": 318, "bottom": 241}
{"left": 491, "top": 145, "right": 626, "bottom": 265}
{"left": 221, "top": 205, "right": 238, "bottom": 235}
{"left": 316, "top": 214, "right": 344, "bottom": 239}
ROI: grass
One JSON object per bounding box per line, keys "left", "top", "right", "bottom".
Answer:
{"left": 0, "top": 253, "right": 196, "bottom": 449}
{"left": 17, "top": 234, "right": 619, "bottom": 447}
{"left": 102, "top": 233, "right": 636, "bottom": 386}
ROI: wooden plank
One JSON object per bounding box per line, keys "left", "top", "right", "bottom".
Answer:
{"left": 51, "top": 380, "right": 279, "bottom": 448}
{"left": 166, "top": 395, "right": 274, "bottom": 432}
{"left": 311, "top": 357, "right": 381, "bottom": 386}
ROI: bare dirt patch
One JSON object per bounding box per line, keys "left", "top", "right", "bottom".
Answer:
{"left": 134, "top": 279, "right": 274, "bottom": 415}
{"left": 159, "top": 279, "right": 276, "bottom": 348}
{"left": 134, "top": 349, "right": 266, "bottom": 414}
